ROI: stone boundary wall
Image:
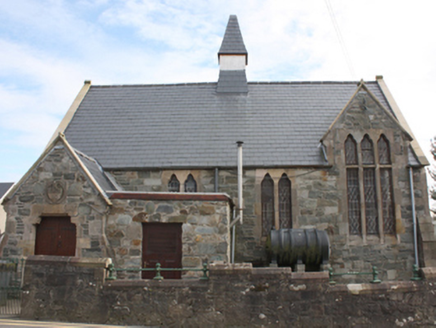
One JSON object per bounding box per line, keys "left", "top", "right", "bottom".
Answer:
{"left": 21, "top": 256, "right": 436, "bottom": 327}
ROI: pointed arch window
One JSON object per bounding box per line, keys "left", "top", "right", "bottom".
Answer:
{"left": 361, "top": 135, "right": 375, "bottom": 164}
{"left": 345, "top": 135, "right": 358, "bottom": 165}
{"left": 278, "top": 174, "right": 292, "bottom": 229}
{"left": 168, "top": 174, "right": 180, "bottom": 192}
{"left": 345, "top": 135, "right": 361, "bottom": 235}
{"left": 345, "top": 134, "right": 395, "bottom": 237}
{"left": 378, "top": 135, "right": 391, "bottom": 165}
{"left": 378, "top": 135, "right": 395, "bottom": 234}
{"left": 380, "top": 169, "right": 395, "bottom": 234}
{"left": 261, "top": 174, "right": 274, "bottom": 237}
{"left": 184, "top": 174, "right": 197, "bottom": 192}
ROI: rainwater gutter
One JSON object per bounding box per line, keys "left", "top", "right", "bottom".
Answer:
{"left": 408, "top": 167, "right": 419, "bottom": 267}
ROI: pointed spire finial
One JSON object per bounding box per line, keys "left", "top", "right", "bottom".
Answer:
{"left": 218, "top": 15, "right": 248, "bottom": 64}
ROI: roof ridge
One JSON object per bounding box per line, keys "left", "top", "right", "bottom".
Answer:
{"left": 89, "top": 80, "right": 378, "bottom": 88}
{"left": 91, "top": 82, "right": 217, "bottom": 88}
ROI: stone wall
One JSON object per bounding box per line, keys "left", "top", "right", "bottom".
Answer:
{"left": 2, "top": 142, "right": 108, "bottom": 258}
{"left": 21, "top": 256, "right": 436, "bottom": 327}
{"left": 106, "top": 195, "right": 231, "bottom": 274}
{"left": 108, "top": 158, "right": 432, "bottom": 280}
{"left": 2, "top": 143, "right": 231, "bottom": 275}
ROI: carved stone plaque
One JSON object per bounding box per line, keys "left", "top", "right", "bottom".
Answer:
{"left": 45, "top": 181, "right": 66, "bottom": 204}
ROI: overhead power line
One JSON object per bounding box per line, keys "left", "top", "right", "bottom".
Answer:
{"left": 324, "top": 0, "right": 356, "bottom": 79}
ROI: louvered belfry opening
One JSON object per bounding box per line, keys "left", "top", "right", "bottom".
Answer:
{"left": 261, "top": 174, "right": 274, "bottom": 237}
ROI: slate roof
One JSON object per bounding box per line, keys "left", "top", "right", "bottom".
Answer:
{"left": 75, "top": 150, "right": 119, "bottom": 191}
{"left": 0, "top": 183, "right": 13, "bottom": 199}
{"left": 218, "top": 15, "right": 248, "bottom": 57}
{"left": 64, "top": 81, "right": 393, "bottom": 170}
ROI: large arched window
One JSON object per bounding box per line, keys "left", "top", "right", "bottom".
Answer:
{"left": 168, "top": 174, "right": 180, "bottom": 192}
{"left": 261, "top": 174, "right": 274, "bottom": 237}
{"left": 184, "top": 174, "right": 197, "bottom": 192}
{"left": 278, "top": 174, "right": 292, "bottom": 229}
{"left": 345, "top": 134, "right": 395, "bottom": 237}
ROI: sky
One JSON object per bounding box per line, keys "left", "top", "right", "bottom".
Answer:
{"left": 1, "top": 0, "right": 436, "bottom": 184}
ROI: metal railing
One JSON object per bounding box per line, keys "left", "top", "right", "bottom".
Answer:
{"left": 329, "top": 264, "right": 422, "bottom": 284}
{"left": 328, "top": 266, "right": 381, "bottom": 285}
{"left": 0, "top": 258, "right": 25, "bottom": 315}
{"left": 106, "top": 262, "right": 209, "bottom": 281}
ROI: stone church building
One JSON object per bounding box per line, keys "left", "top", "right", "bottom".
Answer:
{"left": 2, "top": 16, "right": 435, "bottom": 280}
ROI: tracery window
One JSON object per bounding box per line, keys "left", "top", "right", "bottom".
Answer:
{"left": 345, "top": 136, "right": 361, "bottom": 234}
{"left": 345, "top": 135, "right": 358, "bottom": 165}
{"left": 378, "top": 135, "right": 395, "bottom": 234}
{"left": 261, "top": 174, "right": 274, "bottom": 237}
{"left": 345, "top": 134, "right": 395, "bottom": 236}
{"left": 278, "top": 174, "right": 292, "bottom": 229}
{"left": 168, "top": 174, "right": 180, "bottom": 192}
{"left": 184, "top": 174, "right": 197, "bottom": 192}
{"left": 378, "top": 135, "right": 391, "bottom": 165}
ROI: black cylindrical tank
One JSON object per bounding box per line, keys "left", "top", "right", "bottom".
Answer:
{"left": 269, "top": 229, "right": 330, "bottom": 269}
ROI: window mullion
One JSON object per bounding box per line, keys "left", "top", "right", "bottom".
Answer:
{"left": 375, "top": 160, "right": 384, "bottom": 242}
{"left": 359, "top": 165, "right": 367, "bottom": 242}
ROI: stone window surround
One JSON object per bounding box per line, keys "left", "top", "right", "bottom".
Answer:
{"left": 345, "top": 132, "right": 395, "bottom": 244}
{"left": 163, "top": 171, "right": 201, "bottom": 193}
{"left": 258, "top": 170, "right": 295, "bottom": 240}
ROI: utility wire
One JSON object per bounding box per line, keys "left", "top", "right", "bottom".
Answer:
{"left": 324, "top": 0, "right": 356, "bottom": 79}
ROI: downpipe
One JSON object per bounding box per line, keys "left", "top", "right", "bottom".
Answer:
{"left": 230, "top": 141, "right": 244, "bottom": 263}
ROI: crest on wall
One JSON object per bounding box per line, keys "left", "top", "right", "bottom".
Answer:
{"left": 45, "top": 181, "right": 66, "bottom": 204}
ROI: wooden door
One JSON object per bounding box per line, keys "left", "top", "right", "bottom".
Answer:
{"left": 35, "top": 217, "right": 76, "bottom": 256}
{"left": 142, "top": 223, "right": 182, "bottom": 279}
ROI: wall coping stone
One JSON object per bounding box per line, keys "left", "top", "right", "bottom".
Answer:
{"left": 108, "top": 191, "right": 233, "bottom": 204}
{"left": 25, "top": 255, "right": 112, "bottom": 268}
{"left": 252, "top": 267, "right": 292, "bottom": 275}
{"left": 105, "top": 279, "right": 208, "bottom": 289}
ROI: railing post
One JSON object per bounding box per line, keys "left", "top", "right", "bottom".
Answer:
{"left": 370, "top": 266, "right": 381, "bottom": 284}
{"left": 200, "top": 263, "right": 208, "bottom": 281}
{"left": 411, "top": 264, "right": 422, "bottom": 281}
{"left": 328, "top": 267, "right": 336, "bottom": 285}
{"left": 153, "top": 263, "right": 164, "bottom": 280}
{"left": 106, "top": 263, "right": 116, "bottom": 280}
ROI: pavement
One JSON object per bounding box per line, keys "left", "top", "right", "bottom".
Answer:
{"left": 0, "top": 317, "right": 149, "bottom": 328}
